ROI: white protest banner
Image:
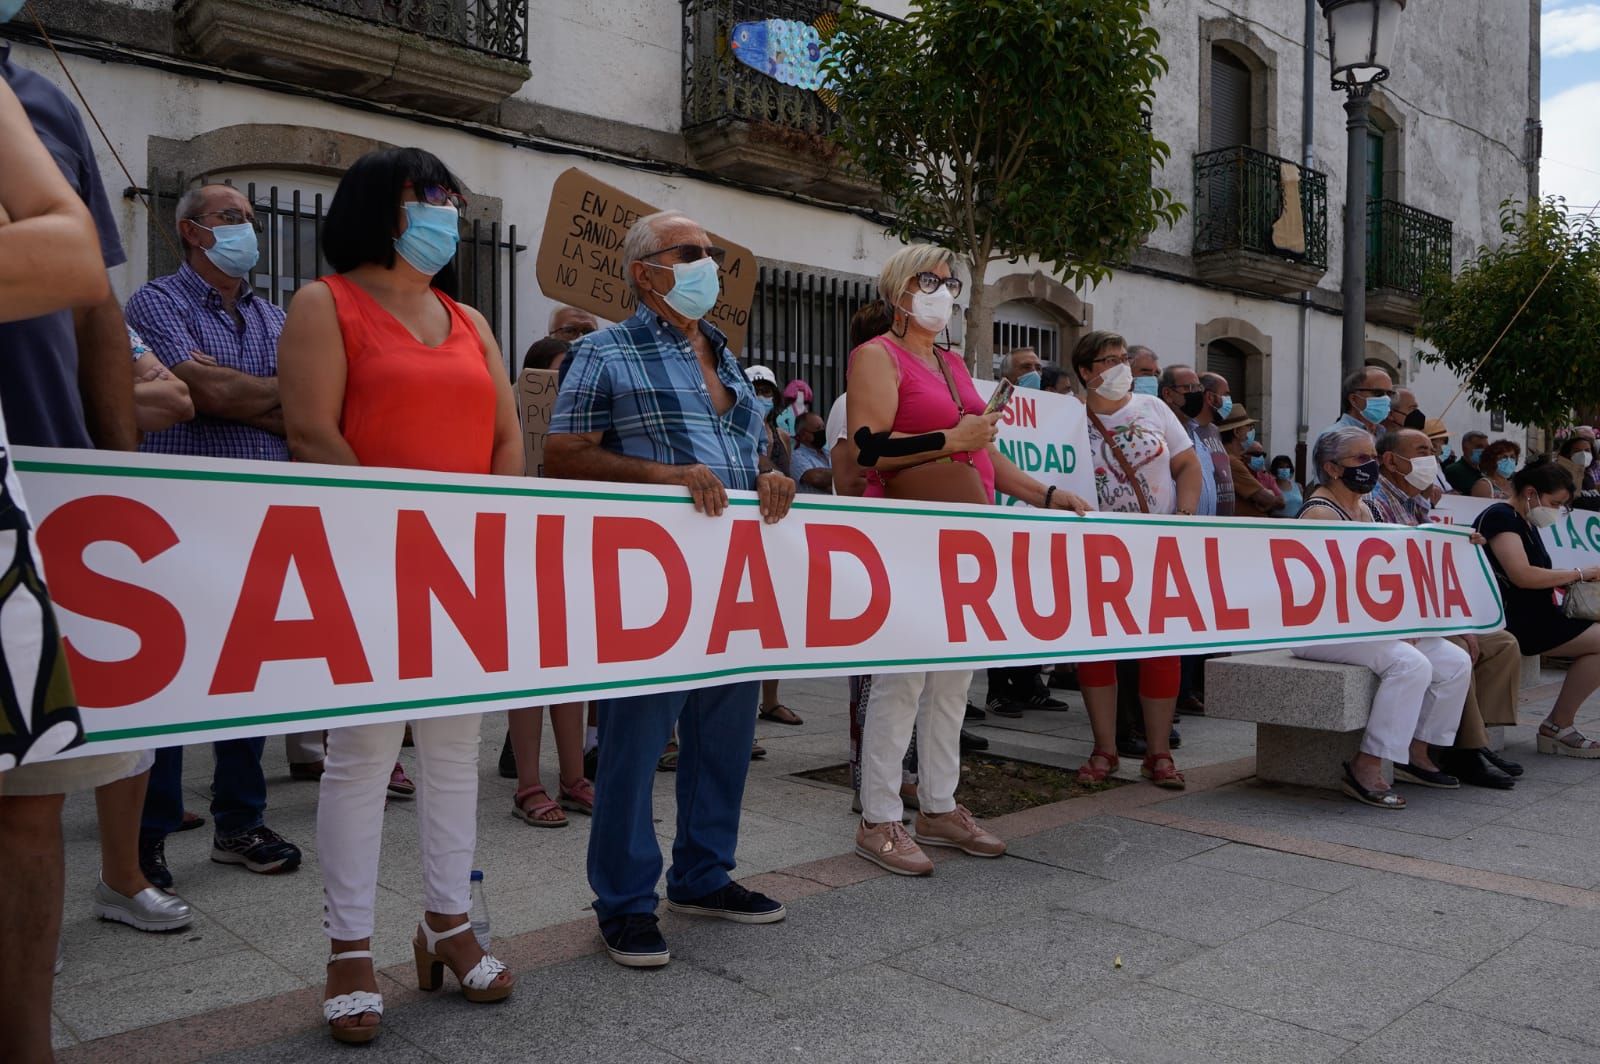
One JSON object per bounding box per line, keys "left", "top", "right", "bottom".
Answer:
{"left": 18, "top": 448, "right": 1502, "bottom": 761}
{"left": 1431, "top": 494, "right": 1600, "bottom": 570}
{"left": 971, "top": 381, "right": 1095, "bottom": 506}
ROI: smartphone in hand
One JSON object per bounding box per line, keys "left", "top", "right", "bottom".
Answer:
{"left": 982, "top": 378, "right": 1015, "bottom": 416}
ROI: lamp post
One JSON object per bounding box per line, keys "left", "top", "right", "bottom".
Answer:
{"left": 1320, "top": 0, "right": 1405, "bottom": 378}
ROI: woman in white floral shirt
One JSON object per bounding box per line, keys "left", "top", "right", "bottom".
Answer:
{"left": 1071, "top": 331, "right": 1202, "bottom": 790}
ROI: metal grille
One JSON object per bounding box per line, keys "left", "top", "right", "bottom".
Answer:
{"left": 746, "top": 264, "right": 877, "bottom": 411}
{"left": 682, "top": 0, "right": 843, "bottom": 135}
{"left": 993, "top": 320, "right": 1061, "bottom": 365}
{"left": 1367, "top": 198, "right": 1452, "bottom": 296}
{"left": 297, "top": 0, "right": 528, "bottom": 60}
{"left": 137, "top": 170, "right": 527, "bottom": 360}
{"left": 1193, "top": 145, "right": 1329, "bottom": 270}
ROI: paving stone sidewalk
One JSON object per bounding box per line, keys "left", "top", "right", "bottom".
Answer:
{"left": 49, "top": 671, "right": 1600, "bottom": 1063}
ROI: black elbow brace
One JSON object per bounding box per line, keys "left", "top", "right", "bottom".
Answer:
{"left": 853, "top": 425, "right": 947, "bottom": 468}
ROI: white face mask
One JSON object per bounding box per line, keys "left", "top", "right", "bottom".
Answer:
{"left": 903, "top": 286, "right": 954, "bottom": 333}
{"left": 1526, "top": 496, "right": 1563, "bottom": 529}
{"left": 1575, "top": 451, "right": 1594, "bottom": 470}
{"left": 1094, "top": 362, "right": 1134, "bottom": 401}
{"left": 1402, "top": 455, "right": 1439, "bottom": 491}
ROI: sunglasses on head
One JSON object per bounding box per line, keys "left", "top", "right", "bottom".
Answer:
{"left": 640, "top": 243, "right": 728, "bottom": 267}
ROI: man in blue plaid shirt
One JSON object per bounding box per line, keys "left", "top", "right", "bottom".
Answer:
{"left": 548, "top": 209, "right": 795, "bottom": 969}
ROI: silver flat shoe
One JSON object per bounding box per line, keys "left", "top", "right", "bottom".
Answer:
{"left": 93, "top": 879, "right": 193, "bottom": 932}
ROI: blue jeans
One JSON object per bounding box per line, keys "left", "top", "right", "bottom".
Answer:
{"left": 141, "top": 738, "right": 267, "bottom": 839}
{"left": 587, "top": 681, "right": 758, "bottom": 924}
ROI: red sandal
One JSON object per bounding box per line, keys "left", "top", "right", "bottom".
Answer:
{"left": 1140, "top": 753, "right": 1186, "bottom": 790}
{"left": 1076, "top": 749, "right": 1120, "bottom": 784}
{"left": 512, "top": 785, "right": 568, "bottom": 828}
{"left": 557, "top": 777, "right": 595, "bottom": 816}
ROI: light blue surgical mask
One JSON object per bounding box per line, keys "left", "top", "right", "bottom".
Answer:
{"left": 1018, "top": 370, "right": 1042, "bottom": 390}
{"left": 1214, "top": 395, "right": 1233, "bottom": 420}
{"left": 1248, "top": 455, "right": 1267, "bottom": 472}
{"left": 191, "top": 221, "right": 259, "bottom": 279}
{"left": 647, "top": 255, "right": 721, "bottom": 321}
{"left": 1438, "top": 444, "right": 1453, "bottom": 463}
{"left": 1243, "top": 428, "right": 1257, "bottom": 447}
{"left": 0, "top": 0, "right": 28, "bottom": 23}
{"left": 754, "top": 396, "right": 774, "bottom": 418}
{"left": 1132, "top": 376, "right": 1160, "bottom": 397}
{"left": 393, "top": 202, "right": 460, "bottom": 277}
{"left": 1362, "top": 395, "right": 1391, "bottom": 425}
{"left": 1470, "top": 446, "right": 1485, "bottom": 465}
{"left": 1496, "top": 456, "right": 1517, "bottom": 478}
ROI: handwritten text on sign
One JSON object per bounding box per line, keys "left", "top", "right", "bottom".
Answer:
{"left": 534, "top": 168, "right": 758, "bottom": 353}
{"left": 20, "top": 449, "right": 1503, "bottom": 759}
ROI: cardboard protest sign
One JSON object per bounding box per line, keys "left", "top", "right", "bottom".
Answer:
{"left": 972, "top": 381, "right": 1095, "bottom": 507}
{"left": 535, "top": 168, "right": 757, "bottom": 354}
{"left": 517, "top": 368, "right": 560, "bottom": 478}
{"left": 21, "top": 447, "right": 1501, "bottom": 760}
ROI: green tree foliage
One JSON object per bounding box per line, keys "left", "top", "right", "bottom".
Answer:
{"left": 824, "top": 0, "right": 1182, "bottom": 372}
{"left": 1417, "top": 198, "right": 1600, "bottom": 432}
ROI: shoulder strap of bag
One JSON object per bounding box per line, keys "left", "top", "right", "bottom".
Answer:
{"left": 928, "top": 346, "right": 967, "bottom": 420}
{"left": 1084, "top": 405, "right": 1151, "bottom": 514}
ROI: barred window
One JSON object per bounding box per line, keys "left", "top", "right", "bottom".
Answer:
{"left": 746, "top": 263, "right": 877, "bottom": 412}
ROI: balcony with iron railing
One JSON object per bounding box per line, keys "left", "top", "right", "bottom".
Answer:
{"left": 177, "top": 0, "right": 531, "bottom": 117}
{"left": 1365, "top": 198, "right": 1452, "bottom": 329}
{"left": 681, "top": 0, "right": 879, "bottom": 204}
{"left": 1191, "top": 144, "right": 1329, "bottom": 295}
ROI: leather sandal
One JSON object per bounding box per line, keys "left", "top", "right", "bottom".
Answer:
{"left": 413, "top": 921, "right": 512, "bottom": 1003}
{"left": 1341, "top": 761, "right": 1405, "bottom": 810}
{"left": 1076, "top": 749, "right": 1120, "bottom": 784}
{"left": 386, "top": 762, "right": 415, "bottom": 798}
{"left": 1140, "top": 753, "right": 1186, "bottom": 790}
{"left": 512, "top": 785, "right": 567, "bottom": 827}
{"left": 1537, "top": 721, "right": 1600, "bottom": 759}
{"left": 557, "top": 777, "right": 595, "bottom": 816}
{"left": 759, "top": 703, "right": 804, "bottom": 726}
{"left": 323, "top": 949, "right": 383, "bottom": 1044}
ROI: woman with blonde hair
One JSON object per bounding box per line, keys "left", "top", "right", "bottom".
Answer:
{"left": 846, "top": 243, "right": 1089, "bottom": 876}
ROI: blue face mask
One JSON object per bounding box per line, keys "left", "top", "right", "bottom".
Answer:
{"left": 1470, "top": 447, "right": 1485, "bottom": 465}
{"left": 1438, "top": 444, "right": 1453, "bottom": 463}
{"left": 1017, "top": 370, "right": 1042, "bottom": 390}
{"left": 648, "top": 255, "right": 721, "bottom": 321}
{"left": 754, "top": 396, "right": 774, "bottom": 418}
{"left": 1243, "top": 428, "right": 1257, "bottom": 447}
{"left": 192, "top": 221, "right": 259, "bottom": 279}
{"left": 393, "top": 202, "right": 460, "bottom": 277}
{"left": 1214, "top": 395, "right": 1233, "bottom": 421}
{"left": 1248, "top": 455, "right": 1267, "bottom": 472}
{"left": 0, "top": 0, "right": 27, "bottom": 23}
{"left": 1496, "top": 456, "right": 1517, "bottom": 478}
{"left": 1362, "top": 395, "right": 1392, "bottom": 425}
{"left": 1132, "top": 376, "right": 1160, "bottom": 396}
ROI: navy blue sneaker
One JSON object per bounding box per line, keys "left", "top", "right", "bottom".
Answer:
{"left": 666, "top": 882, "right": 786, "bottom": 924}
{"left": 600, "top": 913, "right": 670, "bottom": 968}
{"left": 138, "top": 832, "right": 174, "bottom": 890}
{"left": 211, "top": 825, "right": 302, "bottom": 874}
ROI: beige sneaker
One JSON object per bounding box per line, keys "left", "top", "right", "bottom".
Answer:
{"left": 913, "top": 805, "right": 1006, "bottom": 858}
{"left": 855, "top": 819, "right": 933, "bottom": 876}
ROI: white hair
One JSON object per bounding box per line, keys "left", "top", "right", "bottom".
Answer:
{"left": 1312, "top": 425, "right": 1374, "bottom": 487}
{"left": 622, "top": 210, "right": 695, "bottom": 296}
{"left": 174, "top": 186, "right": 209, "bottom": 233}
{"left": 546, "top": 304, "right": 593, "bottom": 331}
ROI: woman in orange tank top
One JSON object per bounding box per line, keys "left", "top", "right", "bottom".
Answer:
{"left": 278, "top": 148, "right": 521, "bottom": 1044}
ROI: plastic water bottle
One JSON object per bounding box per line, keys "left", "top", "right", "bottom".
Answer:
{"left": 469, "top": 870, "right": 491, "bottom": 950}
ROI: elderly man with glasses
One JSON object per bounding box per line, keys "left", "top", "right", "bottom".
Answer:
{"left": 546, "top": 304, "right": 599, "bottom": 342}
{"left": 547, "top": 209, "right": 796, "bottom": 970}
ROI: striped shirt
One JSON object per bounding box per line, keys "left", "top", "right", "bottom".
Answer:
{"left": 550, "top": 306, "right": 763, "bottom": 492}
{"left": 125, "top": 264, "right": 290, "bottom": 461}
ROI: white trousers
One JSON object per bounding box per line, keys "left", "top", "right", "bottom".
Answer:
{"left": 1292, "top": 638, "right": 1469, "bottom": 763}
{"left": 318, "top": 715, "right": 481, "bottom": 941}
{"left": 860, "top": 669, "right": 969, "bottom": 824}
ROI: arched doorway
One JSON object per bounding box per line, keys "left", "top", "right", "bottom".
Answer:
{"left": 986, "top": 271, "right": 1091, "bottom": 374}
{"left": 1195, "top": 317, "right": 1273, "bottom": 443}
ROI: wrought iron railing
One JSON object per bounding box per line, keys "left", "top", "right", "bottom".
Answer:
{"left": 1367, "top": 198, "right": 1452, "bottom": 296}
{"left": 682, "top": 0, "right": 847, "bottom": 136}
{"left": 136, "top": 170, "right": 528, "bottom": 362}
{"left": 298, "top": 0, "right": 528, "bottom": 61}
{"left": 1193, "top": 145, "right": 1329, "bottom": 270}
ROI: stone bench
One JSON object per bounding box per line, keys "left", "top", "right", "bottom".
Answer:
{"left": 1205, "top": 650, "right": 1388, "bottom": 791}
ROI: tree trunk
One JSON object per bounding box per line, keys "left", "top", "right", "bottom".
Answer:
{"left": 964, "top": 257, "right": 993, "bottom": 379}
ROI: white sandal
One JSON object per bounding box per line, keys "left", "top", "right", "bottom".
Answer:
{"left": 413, "top": 920, "right": 512, "bottom": 1003}
{"left": 323, "top": 949, "right": 383, "bottom": 1045}
{"left": 1538, "top": 721, "right": 1600, "bottom": 758}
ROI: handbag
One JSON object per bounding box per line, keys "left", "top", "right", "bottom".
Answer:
{"left": 881, "top": 347, "right": 990, "bottom": 506}
{"left": 1562, "top": 579, "right": 1600, "bottom": 621}
{"left": 1083, "top": 406, "right": 1151, "bottom": 514}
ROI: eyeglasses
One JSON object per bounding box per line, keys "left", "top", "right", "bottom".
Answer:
{"left": 187, "top": 209, "right": 261, "bottom": 232}
{"left": 1340, "top": 452, "right": 1379, "bottom": 465}
{"left": 1358, "top": 387, "right": 1397, "bottom": 399}
{"left": 1170, "top": 382, "right": 1204, "bottom": 393}
{"left": 641, "top": 243, "right": 728, "bottom": 267}
{"left": 912, "top": 272, "right": 963, "bottom": 297}
{"left": 550, "top": 323, "right": 595, "bottom": 340}
{"left": 1091, "top": 353, "right": 1129, "bottom": 368}
{"left": 405, "top": 183, "right": 469, "bottom": 211}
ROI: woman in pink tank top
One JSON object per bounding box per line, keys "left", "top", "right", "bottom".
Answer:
{"left": 844, "top": 244, "right": 1091, "bottom": 877}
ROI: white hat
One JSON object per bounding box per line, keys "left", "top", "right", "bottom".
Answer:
{"left": 745, "top": 365, "right": 777, "bottom": 387}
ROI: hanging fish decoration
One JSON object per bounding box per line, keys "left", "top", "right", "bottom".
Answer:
{"left": 726, "top": 14, "right": 840, "bottom": 108}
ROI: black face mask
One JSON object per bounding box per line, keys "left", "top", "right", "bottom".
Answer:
{"left": 1403, "top": 408, "right": 1426, "bottom": 430}
{"left": 1179, "top": 392, "right": 1205, "bottom": 418}
{"left": 1340, "top": 460, "right": 1381, "bottom": 495}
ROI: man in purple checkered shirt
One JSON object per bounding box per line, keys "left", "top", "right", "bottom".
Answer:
{"left": 122, "top": 181, "right": 303, "bottom": 885}
{"left": 126, "top": 183, "right": 288, "bottom": 461}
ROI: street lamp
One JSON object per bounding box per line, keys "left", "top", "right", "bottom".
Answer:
{"left": 1320, "top": 0, "right": 1405, "bottom": 378}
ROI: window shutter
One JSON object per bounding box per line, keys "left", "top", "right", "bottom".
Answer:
{"left": 1210, "top": 49, "right": 1252, "bottom": 150}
